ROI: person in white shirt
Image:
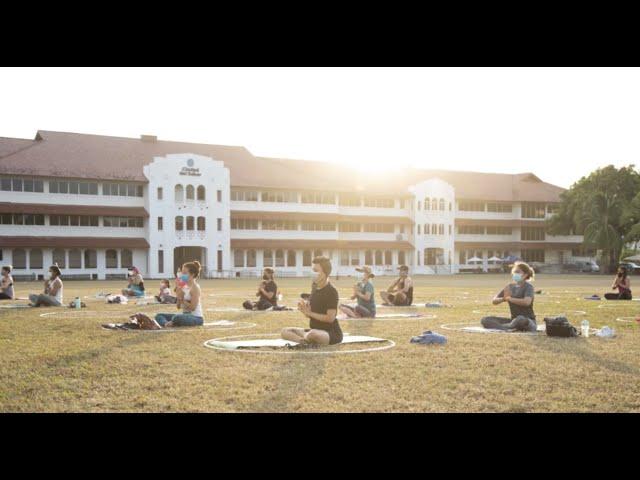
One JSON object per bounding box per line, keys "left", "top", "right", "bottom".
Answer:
{"left": 29, "top": 265, "right": 63, "bottom": 307}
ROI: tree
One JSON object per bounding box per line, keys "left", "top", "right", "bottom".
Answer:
{"left": 547, "top": 165, "right": 640, "bottom": 272}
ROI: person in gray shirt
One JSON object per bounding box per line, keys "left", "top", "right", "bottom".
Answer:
{"left": 481, "top": 261, "right": 537, "bottom": 332}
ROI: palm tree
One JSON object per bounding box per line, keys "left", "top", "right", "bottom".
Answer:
{"left": 581, "top": 192, "right": 623, "bottom": 272}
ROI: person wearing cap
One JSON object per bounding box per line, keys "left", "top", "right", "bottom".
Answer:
{"left": 122, "top": 266, "right": 145, "bottom": 297}
{"left": 282, "top": 256, "right": 343, "bottom": 346}
{"left": 380, "top": 265, "right": 414, "bottom": 306}
{"left": 243, "top": 267, "right": 279, "bottom": 310}
{"left": 339, "top": 266, "right": 376, "bottom": 318}
{"left": 0, "top": 265, "right": 15, "bottom": 300}
{"left": 28, "top": 264, "right": 64, "bottom": 307}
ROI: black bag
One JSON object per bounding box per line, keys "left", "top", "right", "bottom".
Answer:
{"left": 544, "top": 316, "right": 578, "bottom": 337}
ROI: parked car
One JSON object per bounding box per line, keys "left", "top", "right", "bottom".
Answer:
{"left": 619, "top": 262, "right": 640, "bottom": 274}
{"left": 564, "top": 260, "right": 600, "bottom": 273}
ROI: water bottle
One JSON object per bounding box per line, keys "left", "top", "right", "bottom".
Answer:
{"left": 278, "top": 293, "right": 283, "bottom": 302}
{"left": 581, "top": 319, "right": 590, "bottom": 337}
{"left": 74, "top": 297, "right": 81, "bottom": 309}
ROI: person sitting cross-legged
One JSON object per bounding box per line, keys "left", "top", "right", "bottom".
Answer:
{"left": 380, "top": 265, "right": 413, "bottom": 306}
{"left": 243, "top": 267, "right": 278, "bottom": 310}
{"left": 480, "top": 261, "right": 537, "bottom": 332}
{"left": 339, "top": 265, "right": 376, "bottom": 318}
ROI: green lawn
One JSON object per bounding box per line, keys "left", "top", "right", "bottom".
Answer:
{"left": 1, "top": 274, "right": 639, "bottom": 412}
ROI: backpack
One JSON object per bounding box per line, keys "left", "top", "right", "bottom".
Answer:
{"left": 544, "top": 316, "right": 578, "bottom": 337}
{"left": 129, "top": 312, "right": 162, "bottom": 330}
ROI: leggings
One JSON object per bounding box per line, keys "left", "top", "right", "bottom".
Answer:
{"left": 604, "top": 292, "right": 632, "bottom": 300}
{"left": 481, "top": 315, "right": 537, "bottom": 332}
{"left": 0, "top": 292, "right": 14, "bottom": 300}
{"left": 154, "top": 312, "right": 203, "bottom": 327}
{"left": 340, "top": 303, "right": 375, "bottom": 318}
{"left": 29, "top": 294, "right": 62, "bottom": 307}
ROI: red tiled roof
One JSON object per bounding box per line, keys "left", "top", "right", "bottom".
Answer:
{"left": 0, "top": 130, "right": 566, "bottom": 201}
{"left": 231, "top": 239, "right": 414, "bottom": 250}
{"left": 0, "top": 236, "right": 150, "bottom": 248}
{"left": 0, "top": 202, "right": 149, "bottom": 217}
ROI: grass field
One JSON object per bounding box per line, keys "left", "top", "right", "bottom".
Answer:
{"left": 1, "top": 274, "right": 639, "bottom": 412}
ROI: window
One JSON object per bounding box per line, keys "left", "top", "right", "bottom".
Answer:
{"left": 50, "top": 180, "right": 97, "bottom": 195}
{"left": 521, "top": 202, "right": 546, "bottom": 219}
{"left": 417, "top": 201, "right": 421, "bottom": 211}
{"left": 521, "top": 226, "right": 545, "bottom": 241}
{"left": 547, "top": 203, "right": 560, "bottom": 215}
{"left": 157, "top": 187, "right": 163, "bottom": 200}
{"left": 50, "top": 215, "right": 95, "bottom": 227}
{"left": 230, "top": 189, "right": 259, "bottom": 201}
{"left": 431, "top": 199, "right": 437, "bottom": 210}
{"left": 340, "top": 250, "right": 350, "bottom": 266}
{"left": 186, "top": 216, "right": 194, "bottom": 230}
{"left": 52, "top": 249, "right": 66, "bottom": 268}
{"left": 84, "top": 249, "right": 97, "bottom": 269}
{"left": 339, "top": 222, "right": 360, "bottom": 232}
{"left": 438, "top": 224, "right": 444, "bottom": 235}
{"left": 487, "top": 203, "right": 512, "bottom": 213}
{"left": 158, "top": 250, "right": 164, "bottom": 274}
{"left": 365, "top": 250, "right": 373, "bottom": 265}
{"left": 303, "top": 250, "right": 312, "bottom": 267}
{"left": 247, "top": 250, "right": 256, "bottom": 268}
{"left": 234, "top": 250, "right": 245, "bottom": 268}
{"left": 68, "top": 249, "right": 81, "bottom": 268}
{"left": 363, "top": 223, "right": 394, "bottom": 233}
{"left": 350, "top": 250, "right": 359, "bottom": 266}
{"left": 106, "top": 249, "right": 118, "bottom": 269}
{"left": 0, "top": 176, "right": 44, "bottom": 192}
{"left": 572, "top": 247, "right": 596, "bottom": 257}
{"left": 417, "top": 225, "right": 421, "bottom": 235}
{"left": 301, "top": 222, "right": 335, "bottom": 231}
{"left": 301, "top": 192, "right": 335, "bottom": 205}
{"left": 262, "top": 191, "right": 298, "bottom": 203}
{"left": 339, "top": 194, "right": 361, "bottom": 207}
{"left": 263, "top": 250, "right": 273, "bottom": 267}
{"left": 521, "top": 249, "right": 545, "bottom": 263}
{"left": 262, "top": 220, "right": 298, "bottom": 230}
{"left": 448, "top": 225, "right": 452, "bottom": 235}
{"left": 458, "top": 201, "right": 485, "bottom": 212}
{"left": 274, "top": 250, "right": 284, "bottom": 267}
{"left": 374, "top": 250, "right": 383, "bottom": 265}
{"left": 174, "top": 185, "right": 184, "bottom": 203}
{"left": 363, "top": 197, "right": 394, "bottom": 208}
{"left": 486, "top": 226, "right": 513, "bottom": 235}
{"left": 449, "top": 202, "right": 452, "bottom": 211}
{"left": 416, "top": 250, "right": 420, "bottom": 266}
{"left": 197, "top": 217, "right": 206, "bottom": 231}
{"left": 158, "top": 217, "right": 163, "bottom": 231}
{"left": 217, "top": 190, "right": 222, "bottom": 202}
{"left": 13, "top": 249, "right": 27, "bottom": 269}
{"left": 384, "top": 250, "right": 392, "bottom": 265}
{"left": 121, "top": 249, "right": 132, "bottom": 268}
{"left": 29, "top": 249, "right": 43, "bottom": 269}
{"left": 424, "top": 198, "right": 430, "bottom": 210}
{"left": 186, "top": 185, "right": 195, "bottom": 200}
{"left": 459, "top": 225, "right": 485, "bottom": 235}
{"left": 102, "top": 216, "right": 142, "bottom": 228}
{"left": 230, "top": 218, "right": 259, "bottom": 230}
{"left": 0, "top": 178, "right": 11, "bottom": 191}
{"left": 197, "top": 185, "right": 206, "bottom": 201}
{"left": 398, "top": 251, "right": 406, "bottom": 265}
{"left": 217, "top": 218, "right": 222, "bottom": 231}
{"left": 175, "top": 216, "right": 184, "bottom": 231}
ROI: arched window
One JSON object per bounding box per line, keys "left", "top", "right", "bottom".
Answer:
{"left": 365, "top": 250, "right": 373, "bottom": 265}
{"left": 417, "top": 225, "right": 421, "bottom": 235}
{"left": 121, "top": 249, "right": 132, "bottom": 268}
{"left": 398, "top": 251, "right": 406, "bottom": 265}
{"left": 384, "top": 250, "right": 392, "bottom": 265}
{"left": 30, "top": 249, "right": 43, "bottom": 269}
{"left": 439, "top": 199, "right": 445, "bottom": 211}
{"left": 439, "top": 224, "right": 444, "bottom": 235}
{"left": 432, "top": 198, "right": 438, "bottom": 210}
{"left": 416, "top": 250, "right": 421, "bottom": 266}
{"left": 52, "top": 248, "right": 66, "bottom": 268}
{"left": 186, "top": 185, "right": 195, "bottom": 200}
{"left": 425, "top": 197, "right": 430, "bottom": 210}
{"left": 197, "top": 216, "right": 206, "bottom": 231}
{"left": 425, "top": 224, "right": 429, "bottom": 235}
{"left": 234, "top": 250, "right": 244, "bottom": 268}
{"left": 174, "top": 184, "right": 184, "bottom": 203}
{"left": 175, "top": 216, "right": 184, "bottom": 231}
{"left": 197, "top": 185, "right": 206, "bottom": 201}
{"left": 68, "top": 249, "right": 81, "bottom": 269}
{"left": 12, "top": 248, "right": 26, "bottom": 269}
{"left": 275, "top": 249, "right": 285, "bottom": 267}
{"left": 247, "top": 249, "right": 256, "bottom": 268}
{"left": 106, "top": 249, "right": 118, "bottom": 269}
{"left": 186, "top": 216, "right": 194, "bottom": 231}
{"left": 287, "top": 250, "right": 296, "bottom": 267}
{"left": 303, "top": 250, "right": 312, "bottom": 267}
{"left": 84, "top": 249, "right": 97, "bottom": 269}
{"left": 263, "top": 249, "right": 273, "bottom": 267}
{"left": 375, "top": 250, "right": 383, "bottom": 265}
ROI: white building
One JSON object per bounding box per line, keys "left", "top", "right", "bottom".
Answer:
{"left": 0, "top": 130, "right": 587, "bottom": 279}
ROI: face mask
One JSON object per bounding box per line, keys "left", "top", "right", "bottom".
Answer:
{"left": 263, "top": 274, "right": 270, "bottom": 281}
{"left": 512, "top": 273, "right": 523, "bottom": 283}
{"left": 180, "top": 274, "right": 190, "bottom": 283}
{"left": 313, "top": 271, "right": 322, "bottom": 282}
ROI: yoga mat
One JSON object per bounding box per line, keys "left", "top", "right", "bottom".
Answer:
{"left": 102, "top": 320, "right": 257, "bottom": 332}
{"left": 0, "top": 303, "right": 30, "bottom": 309}
{"left": 440, "top": 322, "right": 545, "bottom": 335}
{"left": 205, "top": 334, "right": 390, "bottom": 350}
{"left": 338, "top": 312, "right": 435, "bottom": 320}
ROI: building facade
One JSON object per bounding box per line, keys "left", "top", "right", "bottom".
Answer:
{"left": 0, "top": 131, "right": 588, "bottom": 279}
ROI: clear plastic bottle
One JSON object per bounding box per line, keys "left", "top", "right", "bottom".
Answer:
{"left": 581, "top": 319, "right": 590, "bottom": 337}
{"left": 74, "top": 297, "right": 81, "bottom": 309}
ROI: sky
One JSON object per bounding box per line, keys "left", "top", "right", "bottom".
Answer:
{"left": 1, "top": 67, "right": 639, "bottom": 189}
